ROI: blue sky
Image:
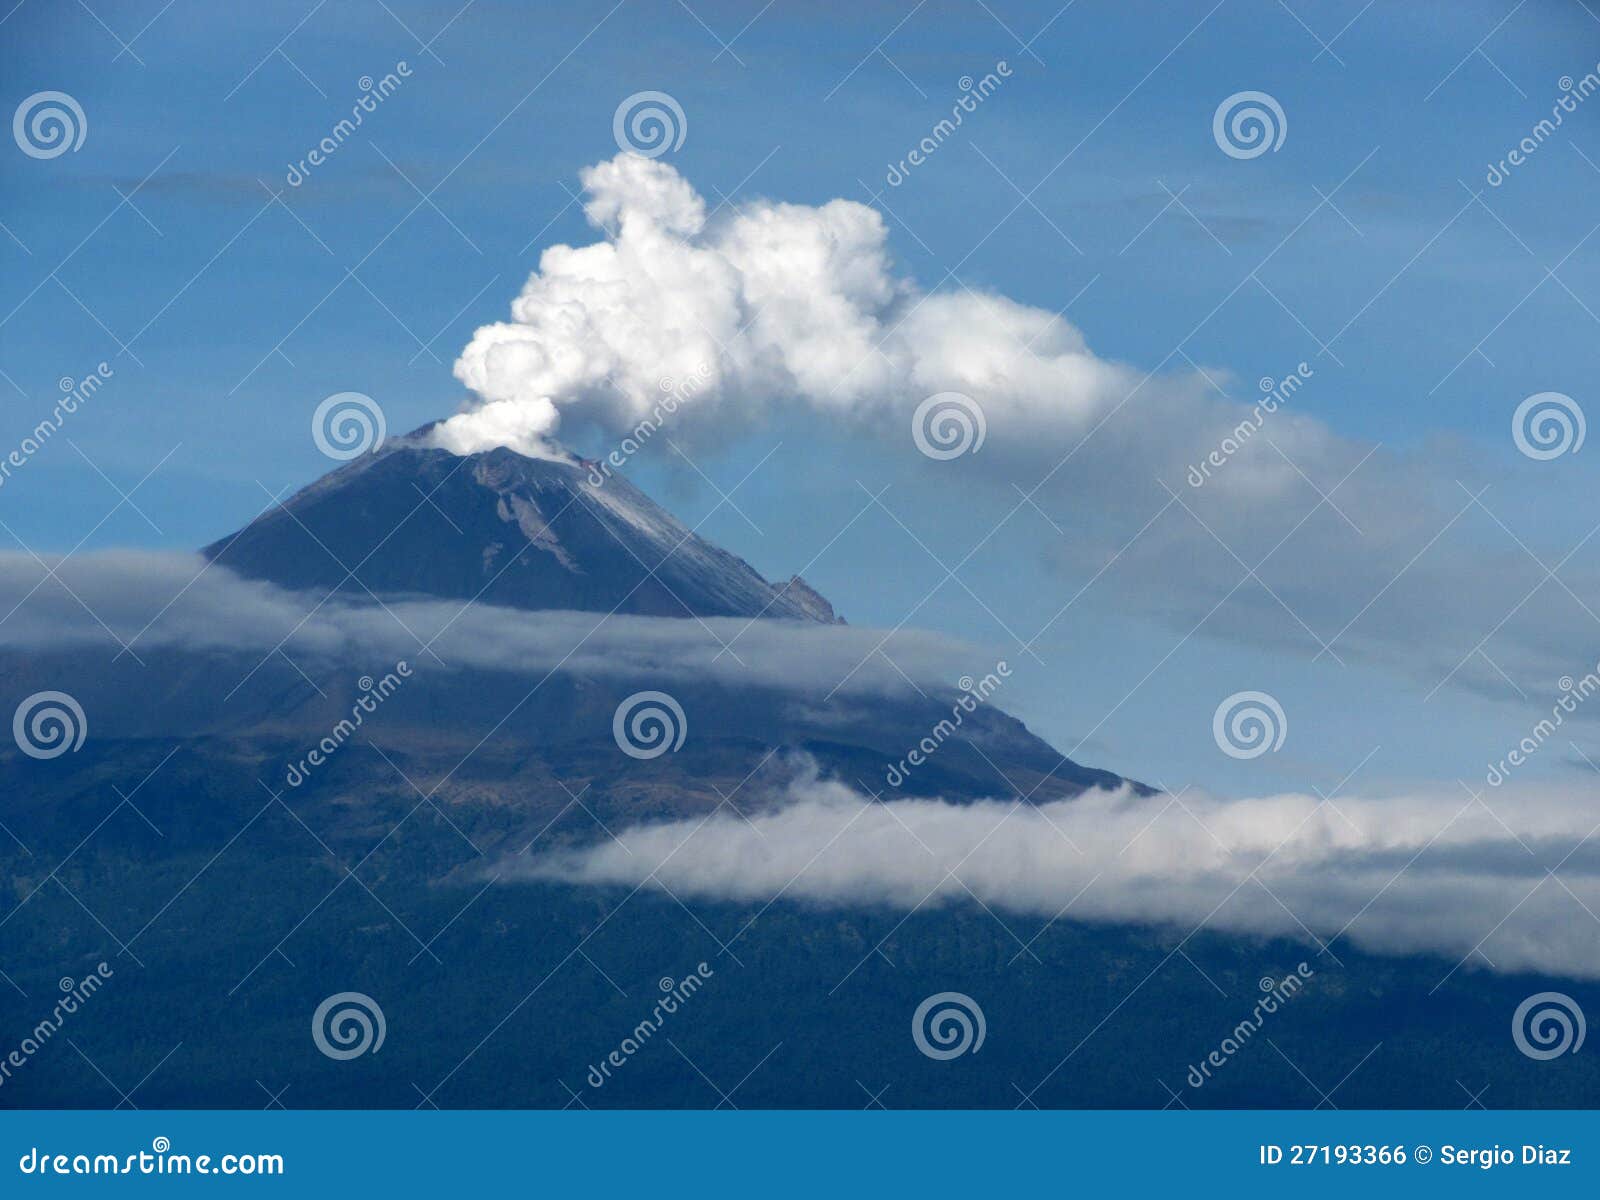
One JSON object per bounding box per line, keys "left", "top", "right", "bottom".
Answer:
{"left": 4, "top": 0, "right": 1600, "bottom": 797}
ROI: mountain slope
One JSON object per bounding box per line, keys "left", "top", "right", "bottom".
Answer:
{"left": 0, "top": 431, "right": 1380, "bottom": 1112}
{"left": 204, "top": 428, "right": 833, "bottom": 622}
{"left": 179, "top": 430, "right": 1134, "bottom": 802}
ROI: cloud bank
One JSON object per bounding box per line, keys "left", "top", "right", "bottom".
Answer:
{"left": 522, "top": 772, "right": 1600, "bottom": 980}
{"left": 0, "top": 551, "right": 969, "bottom": 696}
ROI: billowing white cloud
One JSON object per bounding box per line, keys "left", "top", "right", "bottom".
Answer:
{"left": 437, "top": 152, "right": 1194, "bottom": 460}
{"left": 436, "top": 153, "right": 1599, "bottom": 707}
{"left": 520, "top": 770, "right": 1600, "bottom": 979}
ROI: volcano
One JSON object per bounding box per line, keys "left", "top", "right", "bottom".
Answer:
{"left": 0, "top": 430, "right": 1177, "bottom": 1110}
{"left": 6, "top": 430, "right": 1134, "bottom": 805}
{"left": 204, "top": 426, "right": 839, "bottom": 623}
{"left": 0, "top": 435, "right": 1571, "bottom": 1112}
{"left": 179, "top": 428, "right": 1131, "bottom": 802}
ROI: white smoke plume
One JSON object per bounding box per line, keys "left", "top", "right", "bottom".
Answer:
{"left": 434, "top": 152, "right": 1179, "bottom": 459}
{"left": 433, "top": 153, "right": 1599, "bottom": 707}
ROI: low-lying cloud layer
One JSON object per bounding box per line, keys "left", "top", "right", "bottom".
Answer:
{"left": 0, "top": 551, "right": 968, "bottom": 696}
{"left": 522, "top": 773, "right": 1600, "bottom": 980}
{"left": 15, "top": 554, "right": 1599, "bottom": 979}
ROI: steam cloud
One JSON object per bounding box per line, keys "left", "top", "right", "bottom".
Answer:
{"left": 434, "top": 152, "right": 1600, "bottom": 705}
{"left": 434, "top": 152, "right": 1169, "bottom": 459}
